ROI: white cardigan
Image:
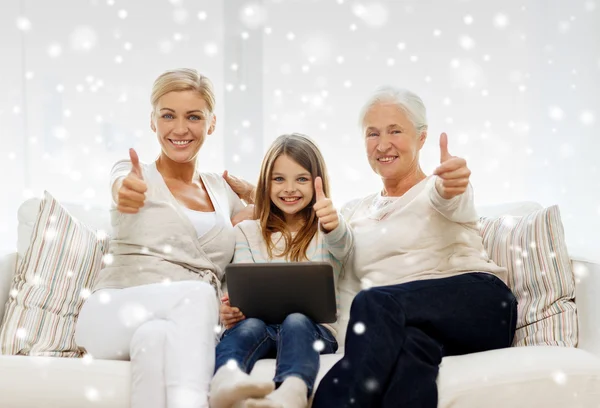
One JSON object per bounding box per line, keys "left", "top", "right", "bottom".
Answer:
{"left": 93, "top": 160, "right": 245, "bottom": 297}
{"left": 342, "top": 176, "right": 507, "bottom": 288}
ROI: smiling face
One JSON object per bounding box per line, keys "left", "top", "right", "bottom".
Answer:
{"left": 269, "top": 154, "right": 314, "bottom": 223}
{"left": 151, "top": 90, "right": 216, "bottom": 164}
{"left": 363, "top": 101, "right": 426, "bottom": 181}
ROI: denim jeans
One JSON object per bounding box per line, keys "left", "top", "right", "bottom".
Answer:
{"left": 215, "top": 313, "right": 338, "bottom": 394}
{"left": 312, "top": 272, "right": 518, "bottom": 408}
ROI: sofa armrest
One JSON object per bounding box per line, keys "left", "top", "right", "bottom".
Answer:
{"left": 0, "top": 252, "right": 17, "bottom": 324}
{"left": 573, "top": 257, "right": 600, "bottom": 357}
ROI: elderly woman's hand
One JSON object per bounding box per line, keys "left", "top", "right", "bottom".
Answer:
{"left": 433, "top": 133, "right": 471, "bottom": 200}
{"left": 223, "top": 170, "right": 256, "bottom": 204}
{"left": 220, "top": 293, "right": 245, "bottom": 330}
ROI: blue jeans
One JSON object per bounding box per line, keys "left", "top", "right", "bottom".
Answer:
{"left": 312, "top": 272, "right": 518, "bottom": 408}
{"left": 215, "top": 313, "right": 338, "bottom": 394}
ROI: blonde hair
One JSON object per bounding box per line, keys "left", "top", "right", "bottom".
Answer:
{"left": 150, "top": 68, "right": 216, "bottom": 114}
{"left": 255, "top": 133, "right": 331, "bottom": 262}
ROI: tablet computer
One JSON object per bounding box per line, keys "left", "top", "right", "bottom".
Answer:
{"left": 225, "top": 262, "right": 337, "bottom": 325}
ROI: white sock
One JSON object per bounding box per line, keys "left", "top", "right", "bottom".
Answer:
{"left": 266, "top": 377, "right": 308, "bottom": 408}
{"left": 209, "top": 364, "right": 275, "bottom": 408}
{"left": 233, "top": 399, "right": 282, "bottom": 408}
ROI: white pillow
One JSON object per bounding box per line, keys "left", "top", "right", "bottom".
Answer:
{"left": 1, "top": 192, "right": 110, "bottom": 357}
{"left": 476, "top": 201, "right": 543, "bottom": 218}
{"left": 479, "top": 205, "right": 578, "bottom": 347}
{"left": 17, "top": 198, "right": 111, "bottom": 259}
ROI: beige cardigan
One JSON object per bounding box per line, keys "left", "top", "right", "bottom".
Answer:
{"left": 93, "top": 160, "right": 245, "bottom": 298}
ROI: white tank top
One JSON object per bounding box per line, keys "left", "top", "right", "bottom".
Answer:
{"left": 180, "top": 206, "right": 217, "bottom": 239}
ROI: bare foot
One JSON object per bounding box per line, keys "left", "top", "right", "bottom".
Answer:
{"left": 233, "top": 398, "right": 282, "bottom": 408}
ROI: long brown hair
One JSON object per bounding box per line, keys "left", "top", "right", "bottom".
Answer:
{"left": 254, "top": 133, "right": 331, "bottom": 261}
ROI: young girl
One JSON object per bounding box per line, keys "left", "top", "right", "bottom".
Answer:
{"left": 209, "top": 134, "right": 353, "bottom": 408}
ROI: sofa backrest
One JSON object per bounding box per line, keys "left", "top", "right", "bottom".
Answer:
{"left": 15, "top": 199, "right": 544, "bottom": 264}
{"left": 8, "top": 198, "right": 546, "bottom": 347}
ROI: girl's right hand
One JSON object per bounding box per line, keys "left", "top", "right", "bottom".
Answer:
{"left": 313, "top": 176, "right": 339, "bottom": 232}
{"left": 117, "top": 148, "right": 148, "bottom": 214}
{"left": 220, "top": 293, "right": 246, "bottom": 329}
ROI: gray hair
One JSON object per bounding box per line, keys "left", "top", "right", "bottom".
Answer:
{"left": 358, "top": 86, "right": 428, "bottom": 136}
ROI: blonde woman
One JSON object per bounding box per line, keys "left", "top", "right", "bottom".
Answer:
{"left": 210, "top": 134, "right": 353, "bottom": 408}
{"left": 75, "top": 69, "right": 253, "bottom": 408}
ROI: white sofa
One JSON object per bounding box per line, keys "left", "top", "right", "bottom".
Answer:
{"left": 0, "top": 198, "right": 599, "bottom": 407}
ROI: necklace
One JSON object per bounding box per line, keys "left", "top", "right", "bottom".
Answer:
{"left": 370, "top": 194, "right": 398, "bottom": 212}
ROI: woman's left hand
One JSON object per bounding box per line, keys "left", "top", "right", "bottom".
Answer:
{"left": 313, "top": 177, "right": 339, "bottom": 232}
{"left": 223, "top": 170, "right": 256, "bottom": 204}
{"left": 433, "top": 133, "right": 471, "bottom": 200}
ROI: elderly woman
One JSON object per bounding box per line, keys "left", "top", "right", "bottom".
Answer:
{"left": 310, "top": 87, "right": 518, "bottom": 407}
{"left": 226, "top": 86, "right": 517, "bottom": 408}
{"left": 75, "top": 68, "right": 258, "bottom": 408}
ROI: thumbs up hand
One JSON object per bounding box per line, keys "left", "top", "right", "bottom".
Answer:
{"left": 129, "top": 148, "right": 143, "bottom": 179}
{"left": 313, "top": 176, "right": 339, "bottom": 232}
{"left": 117, "top": 148, "right": 148, "bottom": 214}
{"left": 433, "top": 133, "right": 471, "bottom": 200}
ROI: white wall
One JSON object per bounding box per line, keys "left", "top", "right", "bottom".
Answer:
{"left": 0, "top": 1, "right": 26, "bottom": 252}
{"left": 0, "top": 0, "right": 226, "bottom": 250}
{"left": 258, "top": 0, "right": 600, "bottom": 257}
{"left": 1, "top": 0, "right": 598, "bottom": 259}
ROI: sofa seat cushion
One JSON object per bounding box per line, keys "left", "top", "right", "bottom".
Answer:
{"left": 250, "top": 347, "right": 600, "bottom": 407}
{"left": 0, "top": 355, "right": 129, "bottom": 408}
{"left": 439, "top": 346, "right": 600, "bottom": 407}
{"left": 0, "top": 347, "right": 598, "bottom": 407}
{"left": 251, "top": 353, "right": 344, "bottom": 390}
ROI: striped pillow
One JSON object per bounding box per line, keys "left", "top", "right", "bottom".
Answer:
{"left": 479, "top": 205, "right": 578, "bottom": 347}
{"left": 0, "top": 191, "right": 109, "bottom": 357}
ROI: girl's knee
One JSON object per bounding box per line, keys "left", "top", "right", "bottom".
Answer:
{"left": 281, "top": 313, "right": 313, "bottom": 329}
{"left": 237, "top": 317, "right": 268, "bottom": 332}
{"left": 227, "top": 318, "right": 268, "bottom": 340}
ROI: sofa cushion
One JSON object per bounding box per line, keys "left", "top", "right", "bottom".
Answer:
{"left": 437, "top": 346, "right": 600, "bottom": 407}
{"left": 479, "top": 205, "right": 578, "bottom": 347}
{"left": 0, "top": 253, "right": 17, "bottom": 330}
{"left": 252, "top": 353, "right": 343, "bottom": 391}
{"left": 0, "top": 355, "right": 129, "bottom": 408}
{"left": 0, "top": 191, "right": 110, "bottom": 357}
{"left": 17, "top": 198, "right": 111, "bottom": 260}
{"left": 476, "top": 201, "right": 543, "bottom": 218}
{"left": 249, "top": 347, "right": 600, "bottom": 407}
